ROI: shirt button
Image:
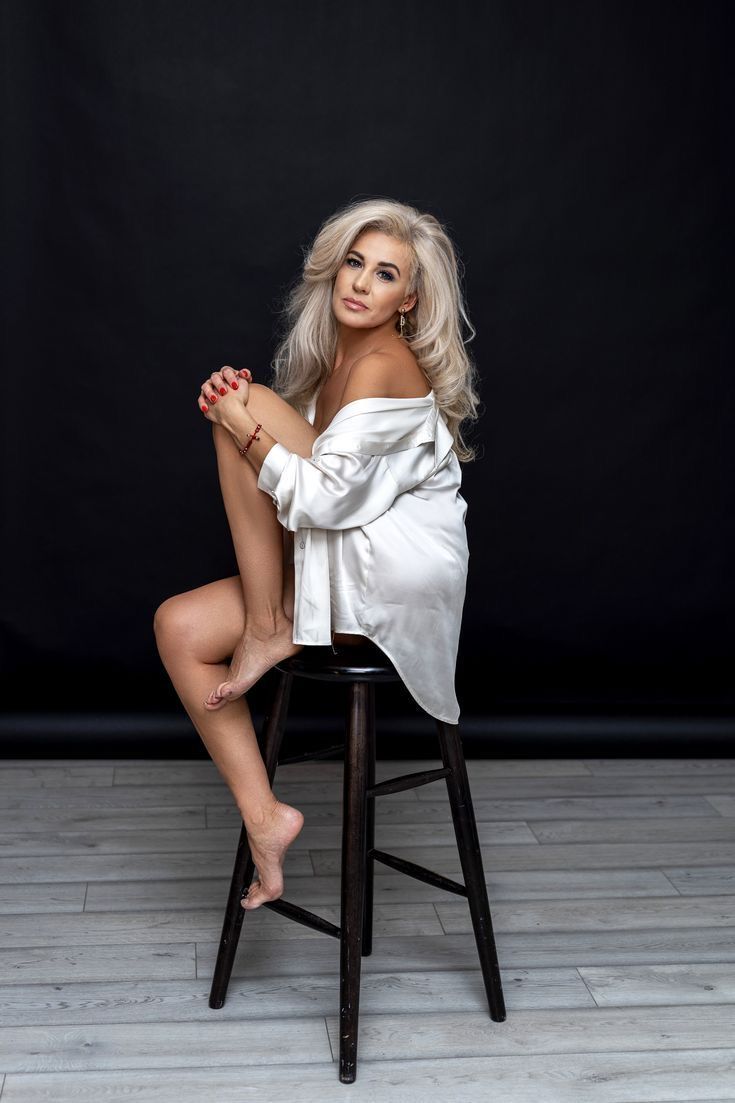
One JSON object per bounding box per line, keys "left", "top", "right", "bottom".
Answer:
{"left": 299, "top": 539, "right": 305, "bottom": 549}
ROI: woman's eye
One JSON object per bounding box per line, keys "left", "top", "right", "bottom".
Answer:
{"left": 345, "top": 257, "right": 394, "bottom": 282}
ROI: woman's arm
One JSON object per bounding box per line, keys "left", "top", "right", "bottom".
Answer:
{"left": 200, "top": 368, "right": 282, "bottom": 478}
{"left": 222, "top": 402, "right": 280, "bottom": 477}
{"left": 202, "top": 359, "right": 437, "bottom": 531}
{"left": 225, "top": 353, "right": 404, "bottom": 477}
{"left": 216, "top": 396, "right": 407, "bottom": 531}
{"left": 255, "top": 445, "right": 406, "bottom": 531}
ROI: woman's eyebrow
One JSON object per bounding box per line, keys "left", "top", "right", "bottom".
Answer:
{"left": 348, "top": 249, "right": 401, "bottom": 276}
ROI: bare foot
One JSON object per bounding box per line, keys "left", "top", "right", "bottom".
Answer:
{"left": 240, "top": 800, "right": 305, "bottom": 909}
{"left": 203, "top": 619, "right": 302, "bottom": 710}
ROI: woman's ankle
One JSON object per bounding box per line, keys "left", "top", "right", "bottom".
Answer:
{"left": 240, "top": 795, "right": 280, "bottom": 832}
{"left": 243, "top": 610, "right": 293, "bottom": 638}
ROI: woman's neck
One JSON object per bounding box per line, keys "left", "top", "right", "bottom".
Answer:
{"left": 332, "top": 317, "right": 397, "bottom": 374}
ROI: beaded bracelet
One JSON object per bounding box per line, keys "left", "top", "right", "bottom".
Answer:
{"left": 238, "top": 422, "right": 262, "bottom": 456}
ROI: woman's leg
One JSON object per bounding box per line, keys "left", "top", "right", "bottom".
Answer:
{"left": 204, "top": 383, "right": 320, "bottom": 709}
{"left": 153, "top": 385, "right": 320, "bottom": 908}
{"left": 153, "top": 575, "right": 301, "bottom": 909}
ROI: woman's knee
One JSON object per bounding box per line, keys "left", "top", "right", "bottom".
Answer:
{"left": 245, "top": 382, "right": 281, "bottom": 421}
{"left": 153, "top": 593, "right": 201, "bottom": 653}
{"left": 248, "top": 382, "right": 272, "bottom": 397}
{"left": 154, "top": 578, "right": 246, "bottom": 663}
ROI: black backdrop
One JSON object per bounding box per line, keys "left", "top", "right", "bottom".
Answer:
{"left": 1, "top": 1, "right": 733, "bottom": 734}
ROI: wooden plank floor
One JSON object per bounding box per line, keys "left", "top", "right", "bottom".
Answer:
{"left": 0, "top": 753, "right": 734, "bottom": 1101}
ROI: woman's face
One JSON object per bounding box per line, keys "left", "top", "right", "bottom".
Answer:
{"left": 332, "top": 229, "right": 417, "bottom": 331}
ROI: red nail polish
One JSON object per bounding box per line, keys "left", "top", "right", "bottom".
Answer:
{"left": 219, "top": 387, "right": 226, "bottom": 395}
{"left": 201, "top": 404, "right": 208, "bottom": 412}
{"left": 231, "top": 381, "right": 239, "bottom": 390}
{"left": 210, "top": 394, "right": 217, "bottom": 402}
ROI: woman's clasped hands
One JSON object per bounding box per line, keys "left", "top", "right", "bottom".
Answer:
{"left": 198, "top": 366, "right": 253, "bottom": 427}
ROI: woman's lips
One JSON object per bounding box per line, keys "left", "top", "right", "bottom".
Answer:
{"left": 343, "top": 298, "right": 368, "bottom": 311}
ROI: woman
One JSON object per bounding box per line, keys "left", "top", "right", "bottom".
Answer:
{"left": 153, "top": 197, "right": 480, "bottom": 910}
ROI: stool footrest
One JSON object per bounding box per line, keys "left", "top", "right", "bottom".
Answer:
{"left": 367, "top": 766, "right": 451, "bottom": 799}
{"left": 278, "top": 743, "right": 343, "bottom": 767}
{"left": 371, "top": 848, "right": 468, "bottom": 897}
{"left": 262, "top": 896, "right": 341, "bottom": 938}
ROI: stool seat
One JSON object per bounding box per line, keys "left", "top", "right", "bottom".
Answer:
{"left": 275, "top": 639, "right": 401, "bottom": 682}
{"left": 209, "top": 642, "right": 506, "bottom": 1083}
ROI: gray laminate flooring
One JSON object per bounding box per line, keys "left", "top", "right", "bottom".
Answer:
{"left": 0, "top": 752, "right": 734, "bottom": 1101}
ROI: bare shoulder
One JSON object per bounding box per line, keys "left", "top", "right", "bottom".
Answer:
{"left": 340, "top": 349, "right": 430, "bottom": 407}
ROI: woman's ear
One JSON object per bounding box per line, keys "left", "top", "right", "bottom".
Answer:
{"left": 403, "top": 294, "right": 418, "bottom": 313}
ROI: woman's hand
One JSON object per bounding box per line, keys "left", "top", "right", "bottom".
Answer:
{"left": 198, "top": 366, "right": 252, "bottom": 428}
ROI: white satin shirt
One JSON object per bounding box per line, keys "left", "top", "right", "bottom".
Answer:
{"left": 256, "top": 389, "right": 469, "bottom": 723}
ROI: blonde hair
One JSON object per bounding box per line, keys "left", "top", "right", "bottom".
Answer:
{"left": 270, "top": 196, "right": 482, "bottom": 461}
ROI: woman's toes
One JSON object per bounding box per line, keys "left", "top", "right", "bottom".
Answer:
{"left": 240, "top": 879, "right": 275, "bottom": 909}
{"left": 216, "top": 680, "right": 245, "bottom": 703}
{"left": 202, "top": 681, "right": 239, "bottom": 709}
{"left": 203, "top": 681, "right": 238, "bottom": 709}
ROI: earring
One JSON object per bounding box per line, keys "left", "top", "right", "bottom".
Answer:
{"left": 399, "top": 310, "right": 406, "bottom": 338}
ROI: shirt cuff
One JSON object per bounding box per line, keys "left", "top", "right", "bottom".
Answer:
{"left": 256, "top": 441, "right": 292, "bottom": 497}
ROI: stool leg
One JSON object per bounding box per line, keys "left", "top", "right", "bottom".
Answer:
{"left": 361, "top": 682, "right": 376, "bottom": 957}
{"left": 339, "top": 681, "right": 370, "bottom": 1083}
{"left": 436, "top": 720, "right": 506, "bottom": 1022}
{"left": 208, "top": 670, "right": 293, "bottom": 1010}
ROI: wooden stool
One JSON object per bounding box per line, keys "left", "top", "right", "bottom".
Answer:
{"left": 208, "top": 639, "right": 506, "bottom": 1084}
